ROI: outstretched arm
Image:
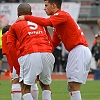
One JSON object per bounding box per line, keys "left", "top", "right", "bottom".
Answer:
{"left": 51, "top": 30, "right": 61, "bottom": 48}
{"left": 17, "top": 15, "right": 52, "bottom": 26}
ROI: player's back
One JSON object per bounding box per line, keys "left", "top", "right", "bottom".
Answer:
{"left": 11, "top": 20, "right": 53, "bottom": 56}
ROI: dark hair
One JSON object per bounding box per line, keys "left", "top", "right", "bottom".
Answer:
{"left": 2, "top": 25, "right": 11, "bottom": 34}
{"left": 17, "top": 3, "right": 31, "bottom": 15}
{"left": 44, "top": 0, "right": 62, "bottom": 9}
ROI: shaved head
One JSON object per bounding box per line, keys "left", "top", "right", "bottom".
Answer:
{"left": 17, "top": 3, "right": 32, "bottom": 16}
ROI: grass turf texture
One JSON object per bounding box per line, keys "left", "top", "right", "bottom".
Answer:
{"left": 0, "top": 80, "right": 100, "bottom": 100}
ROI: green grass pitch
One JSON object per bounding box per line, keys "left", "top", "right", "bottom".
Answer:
{"left": 0, "top": 80, "right": 100, "bottom": 100}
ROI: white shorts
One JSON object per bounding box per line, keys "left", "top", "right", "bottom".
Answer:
{"left": 18, "top": 52, "right": 55, "bottom": 85}
{"left": 66, "top": 45, "right": 92, "bottom": 84}
{"left": 11, "top": 67, "right": 19, "bottom": 80}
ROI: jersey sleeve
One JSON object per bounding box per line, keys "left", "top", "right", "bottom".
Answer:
{"left": 2, "top": 33, "right": 8, "bottom": 55}
{"left": 49, "top": 12, "right": 67, "bottom": 26}
{"left": 25, "top": 15, "right": 52, "bottom": 26}
{"left": 6, "top": 54, "right": 13, "bottom": 73}
{"left": 7, "top": 26, "right": 20, "bottom": 75}
{"left": 51, "top": 30, "right": 61, "bottom": 48}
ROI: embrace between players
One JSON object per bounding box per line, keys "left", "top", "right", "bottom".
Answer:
{"left": 2, "top": 0, "right": 92, "bottom": 100}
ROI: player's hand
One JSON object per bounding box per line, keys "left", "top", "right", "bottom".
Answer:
{"left": 16, "top": 15, "right": 25, "bottom": 22}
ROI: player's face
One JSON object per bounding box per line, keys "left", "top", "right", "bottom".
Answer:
{"left": 44, "top": 1, "right": 55, "bottom": 16}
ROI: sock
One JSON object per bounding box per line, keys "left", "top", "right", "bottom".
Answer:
{"left": 70, "top": 91, "right": 82, "bottom": 100}
{"left": 42, "top": 90, "right": 51, "bottom": 100}
{"left": 23, "top": 93, "right": 34, "bottom": 100}
{"left": 31, "top": 84, "right": 39, "bottom": 100}
{"left": 11, "top": 84, "right": 22, "bottom": 100}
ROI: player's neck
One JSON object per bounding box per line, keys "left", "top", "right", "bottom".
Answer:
{"left": 54, "top": 8, "right": 60, "bottom": 14}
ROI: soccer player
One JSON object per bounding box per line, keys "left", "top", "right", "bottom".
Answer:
{"left": 17, "top": 0, "right": 92, "bottom": 100}
{"left": 7, "top": 3, "right": 55, "bottom": 100}
{"left": 2, "top": 25, "right": 22, "bottom": 100}
{"left": 2, "top": 25, "right": 39, "bottom": 100}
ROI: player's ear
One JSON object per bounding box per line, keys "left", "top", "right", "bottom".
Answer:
{"left": 28, "top": 12, "right": 32, "bottom": 15}
{"left": 18, "top": 12, "right": 20, "bottom": 17}
{"left": 52, "top": 3, "right": 57, "bottom": 9}
{"left": 30, "top": 12, "right": 32, "bottom": 15}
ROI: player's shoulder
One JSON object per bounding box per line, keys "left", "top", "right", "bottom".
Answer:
{"left": 13, "top": 20, "right": 26, "bottom": 26}
{"left": 2, "top": 33, "right": 7, "bottom": 41}
{"left": 61, "top": 10, "right": 72, "bottom": 16}
{"left": 12, "top": 21, "right": 26, "bottom": 29}
{"left": 3, "top": 31, "right": 8, "bottom": 36}
{"left": 55, "top": 10, "right": 65, "bottom": 15}
{"left": 55, "top": 10, "right": 69, "bottom": 17}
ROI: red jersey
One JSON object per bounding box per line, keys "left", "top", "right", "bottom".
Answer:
{"left": 2, "top": 32, "right": 20, "bottom": 74}
{"left": 49, "top": 10, "right": 88, "bottom": 52}
{"left": 25, "top": 10, "right": 88, "bottom": 52}
{"left": 2, "top": 32, "right": 8, "bottom": 55}
{"left": 7, "top": 21, "right": 53, "bottom": 73}
{"left": 2, "top": 32, "right": 14, "bottom": 73}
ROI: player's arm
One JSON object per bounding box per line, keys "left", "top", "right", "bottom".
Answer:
{"left": 6, "top": 54, "right": 13, "bottom": 73}
{"left": 24, "top": 13, "right": 67, "bottom": 26}
{"left": 25, "top": 15, "right": 52, "bottom": 26}
{"left": 18, "top": 13, "right": 66, "bottom": 26}
{"left": 2, "top": 34, "right": 14, "bottom": 73}
{"left": 51, "top": 30, "right": 61, "bottom": 48}
{"left": 7, "top": 27, "right": 20, "bottom": 75}
{"left": 2, "top": 34, "right": 7, "bottom": 55}
{"left": 18, "top": 15, "right": 52, "bottom": 26}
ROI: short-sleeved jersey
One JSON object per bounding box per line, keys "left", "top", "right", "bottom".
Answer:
{"left": 49, "top": 10, "right": 88, "bottom": 52}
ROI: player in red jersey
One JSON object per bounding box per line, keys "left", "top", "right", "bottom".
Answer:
{"left": 17, "top": 0, "right": 92, "bottom": 100}
{"left": 2, "top": 25, "right": 22, "bottom": 100}
{"left": 7, "top": 3, "right": 55, "bottom": 100}
{"left": 2, "top": 25, "right": 39, "bottom": 100}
